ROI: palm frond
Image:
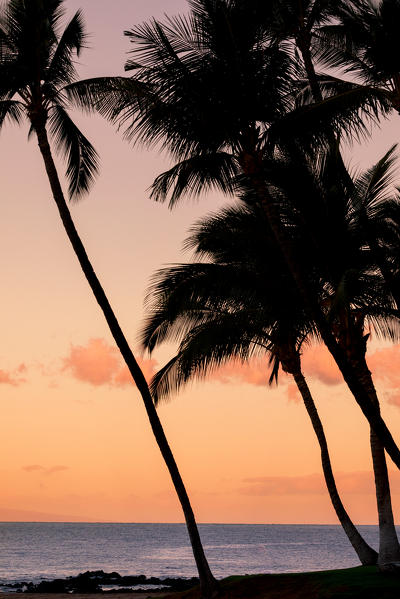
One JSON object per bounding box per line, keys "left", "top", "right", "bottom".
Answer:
{"left": 354, "top": 144, "right": 398, "bottom": 210}
{"left": 141, "top": 261, "right": 266, "bottom": 351}
{"left": 64, "top": 76, "right": 131, "bottom": 115}
{"left": 150, "top": 152, "right": 239, "bottom": 207}
{"left": 268, "top": 84, "right": 391, "bottom": 152}
{"left": 150, "top": 313, "right": 269, "bottom": 404}
{"left": 46, "top": 9, "right": 86, "bottom": 87}
{"left": 49, "top": 104, "right": 99, "bottom": 199}
{"left": 150, "top": 354, "right": 184, "bottom": 405}
{"left": 0, "top": 98, "right": 24, "bottom": 127}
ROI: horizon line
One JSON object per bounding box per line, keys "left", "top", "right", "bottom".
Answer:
{"left": 0, "top": 521, "right": 389, "bottom": 526}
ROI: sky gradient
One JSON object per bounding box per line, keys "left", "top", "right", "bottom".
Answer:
{"left": 1, "top": 0, "right": 400, "bottom": 525}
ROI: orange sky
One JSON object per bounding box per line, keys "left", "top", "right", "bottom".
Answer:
{"left": 0, "top": 0, "right": 400, "bottom": 525}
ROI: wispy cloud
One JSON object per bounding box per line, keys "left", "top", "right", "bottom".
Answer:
{"left": 22, "top": 465, "right": 69, "bottom": 476}
{"left": 240, "top": 470, "right": 400, "bottom": 496}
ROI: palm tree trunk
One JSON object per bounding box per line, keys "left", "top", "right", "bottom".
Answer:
{"left": 354, "top": 358, "right": 400, "bottom": 565}
{"left": 33, "top": 121, "right": 218, "bottom": 599}
{"left": 291, "top": 368, "right": 378, "bottom": 565}
{"left": 297, "top": 38, "right": 323, "bottom": 103}
{"left": 370, "top": 427, "right": 400, "bottom": 565}
{"left": 239, "top": 154, "right": 400, "bottom": 470}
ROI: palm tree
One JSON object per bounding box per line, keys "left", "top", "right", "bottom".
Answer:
{"left": 139, "top": 201, "right": 378, "bottom": 565}
{"left": 262, "top": 147, "right": 400, "bottom": 564}
{"left": 312, "top": 0, "right": 400, "bottom": 310}
{"left": 0, "top": 2, "right": 218, "bottom": 595}
{"left": 101, "top": 0, "right": 400, "bottom": 471}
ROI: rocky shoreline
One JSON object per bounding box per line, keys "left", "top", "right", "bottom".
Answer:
{"left": 3, "top": 571, "right": 199, "bottom": 594}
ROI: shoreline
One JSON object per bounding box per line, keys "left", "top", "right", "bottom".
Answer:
{"left": 0, "top": 572, "right": 198, "bottom": 596}
{"left": 0, "top": 568, "right": 400, "bottom": 599}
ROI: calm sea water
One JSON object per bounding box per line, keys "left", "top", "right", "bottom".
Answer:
{"left": 0, "top": 522, "right": 389, "bottom": 587}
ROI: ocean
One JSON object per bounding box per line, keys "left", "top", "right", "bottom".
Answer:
{"left": 0, "top": 522, "right": 389, "bottom": 589}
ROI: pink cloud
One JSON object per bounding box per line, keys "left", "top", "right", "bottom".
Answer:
{"left": 0, "top": 363, "right": 27, "bottom": 386}
{"left": 301, "top": 346, "right": 342, "bottom": 386}
{"left": 63, "top": 338, "right": 120, "bottom": 386}
{"left": 60, "top": 339, "right": 400, "bottom": 409}
{"left": 114, "top": 358, "right": 158, "bottom": 387}
{"left": 287, "top": 382, "right": 301, "bottom": 403}
{"left": 241, "top": 470, "right": 400, "bottom": 496}
{"left": 367, "top": 345, "right": 400, "bottom": 407}
{"left": 207, "top": 359, "right": 268, "bottom": 387}
{"left": 62, "top": 338, "right": 158, "bottom": 388}
{"left": 197, "top": 347, "right": 342, "bottom": 390}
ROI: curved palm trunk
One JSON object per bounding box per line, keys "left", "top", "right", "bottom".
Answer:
{"left": 355, "top": 358, "right": 400, "bottom": 564}
{"left": 297, "top": 36, "right": 323, "bottom": 104}
{"left": 33, "top": 122, "right": 218, "bottom": 599}
{"left": 370, "top": 428, "right": 400, "bottom": 564}
{"left": 290, "top": 368, "right": 378, "bottom": 564}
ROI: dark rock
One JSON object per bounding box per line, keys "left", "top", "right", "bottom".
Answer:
{"left": 33, "top": 579, "right": 70, "bottom": 593}
{"left": 21, "top": 570, "right": 199, "bottom": 593}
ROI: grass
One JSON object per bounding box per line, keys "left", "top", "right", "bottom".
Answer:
{"left": 161, "top": 566, "right": 400, "bottom": 599}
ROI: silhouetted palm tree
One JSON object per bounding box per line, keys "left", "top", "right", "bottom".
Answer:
{"left": 104, "top": 0, "right": 400, "bottom": 471}
{"left": 314, "top": 0, "right": 400, "bottom": 312}
{"left": 0, "top": 2, "right": 217, "bottom": 594}
{"left": 139, "top": 201, "right": 380, "bottom": 564}
{"left": 316, "top": 0, "right": 400, "bottom": 113}
{"left": 262, "top": 147, "right": 400, "bottom": 564}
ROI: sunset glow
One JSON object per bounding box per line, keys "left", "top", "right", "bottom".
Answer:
{"left": 1, "top": 0, "right": 400, "bottom": 526}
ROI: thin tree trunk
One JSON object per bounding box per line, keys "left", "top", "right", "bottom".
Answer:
{"left": 291, "top": 368, "right": 378, "bottom": 565}
{"left": 354, "top": 358, "right": 400, "bottom": 565}
{"left": 297, "top": 39, "right": 323, "bottom": 103}
{"left": 33, "top": 122, "right": 218, "bottom": 599}
{"left": 370, "top": 428, "right": 400, "bottom": 564}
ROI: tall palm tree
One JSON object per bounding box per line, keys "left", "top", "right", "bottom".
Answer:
{"left": 101, "top": 0, "right": 400, "bottom": 471}
{"left": 0, "top": 2, "right": 218, "bottom": 595}
{"left": 139, "top": 201, "right": 379, "bottom": 565}
{"left": 263, "top": 147, "right": 400, "bottom": 564}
